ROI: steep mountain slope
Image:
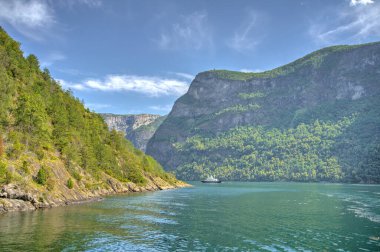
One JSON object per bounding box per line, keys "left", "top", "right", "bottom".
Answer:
{"left": 101, "top": 114, "right": 166, "bottom": 151}
{"left": 0, "top": 28, "right": 185, "bottom": 212}
{"left": 147, "top": 42, "right": 380, "bottom": 183}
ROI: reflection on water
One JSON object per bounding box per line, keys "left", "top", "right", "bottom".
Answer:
{"left": 0, "top": 182, "right": 379, "bottom": 251}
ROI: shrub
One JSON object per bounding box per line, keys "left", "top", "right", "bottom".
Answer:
{"left": 36, "top": 166, "right": 48, "bottom": 185}
{"left": 21, "top": 160, "right": 29, "bottom": 174}
{"left": 67, "top": 178, "right": 74, "bottom": 189}
{"left": 128, "top": 169, "right": 146, "bottom": 184}
{"left": 0, "top": 161, "right": 12, "bottom": 184}
{"left": 71, "top": 171, "right": 82, "bottom": 181}
{"left": 35, "top": 148, "right": 44, "bottom": 160}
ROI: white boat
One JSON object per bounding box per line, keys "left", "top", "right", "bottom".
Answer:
{"left": 201, "top": 175, "right": 221, "bottom": 183}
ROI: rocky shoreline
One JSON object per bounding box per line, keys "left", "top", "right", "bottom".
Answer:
{"left": 0, "top": 177, "right": 189, "bottom": 214}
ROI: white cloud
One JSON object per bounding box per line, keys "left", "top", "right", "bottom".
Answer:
{"left": 0, "top": 0, "right": 102, "bottom": 40}
{"left": 227, "top": 11, "right": 262, "bottom": 52}
{"left": 309, "top": 1, "right": 380, "bottom": 44}
{"left": 57, "top": 79, "right": 86, "bottom": 91}
{"left": 350, "top": 0, "right": 374, "bottom": 6}
{"left": 149, "top": 104, "right": 173, "bottom": 113}
{"left": 0, "top": 0, "right": 55, "bottom": 40}
{"left": 58, "top": 75, "right": 190, "bottom": 97}
{"left": 156, "top": 11, "right": 213, "bottom": 50}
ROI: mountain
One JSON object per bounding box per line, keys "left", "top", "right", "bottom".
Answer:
{"left": 101, "top": 114, "right": 166, "bottom": 152}
{"left": 147, "top": 42, "right": 380, "bottom": 183}
{"left": 0, "top": 28, "right": 185, "bottom": 213}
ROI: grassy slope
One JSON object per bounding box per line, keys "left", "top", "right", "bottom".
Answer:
{"left": 201, "top": 42, "right": 380, "bottom": 81}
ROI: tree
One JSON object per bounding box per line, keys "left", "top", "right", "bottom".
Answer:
{"left": 36, "top": 166, "right": 48, "bottom": 185}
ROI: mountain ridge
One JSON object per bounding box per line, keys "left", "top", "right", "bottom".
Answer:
{"left": 147, "top": 41, "right": 380, "bottom": 183}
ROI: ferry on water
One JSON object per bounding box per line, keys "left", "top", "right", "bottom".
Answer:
{"left": 201, "top": 175, "right": 222, "bottom": 183}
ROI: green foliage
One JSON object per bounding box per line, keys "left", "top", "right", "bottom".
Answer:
{"left": 215, "top": 103, "right": 261, "bottom": 116}
{"left": 0, "top": 161, "right": 12, "bottom": 184}
{"left": 6, "top": 132, "right": 23, "bottom": 158}
{"left": 21, "top": 160, "right": 29, "bottom": 175}
{"left": 203, "top": 42, "right": 379, "bottom": 81}
{"left": 36, "top": 166, "right": 48, "bottom": 185}
{"left": 71, "top": 170, "right": 82, "bottom": 181}
{"left": 67, "top": 178, "right": 74, "bottom": 189}
{"left": 174, "top": 117, "right": 355, "bottom": 181}
{"left": 0, "top": 27, "right": 177, "bottom": 188}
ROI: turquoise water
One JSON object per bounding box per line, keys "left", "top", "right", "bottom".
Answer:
{"left": 0, "top": 182, "right": 379, "bottom": 251}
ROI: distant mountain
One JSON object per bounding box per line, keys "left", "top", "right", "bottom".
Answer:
{"left": 147, "top": 42, "right": 380, "bottom": 183}
{"left": 0, "top": 28, "right": 185, "bottom": 213}
{"left": 101, "top": 114, "right": 166, "bottom": 152}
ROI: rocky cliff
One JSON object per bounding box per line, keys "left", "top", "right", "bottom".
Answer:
{"left": 101, "top": 114, "right": 165, "bottom": 152}
{"left": 147, "top": 42, "right": 380, "bottom": 183}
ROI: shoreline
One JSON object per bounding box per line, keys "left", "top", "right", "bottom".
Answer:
{"left": 0, "top": 179, "right": 190, "bottom": 214}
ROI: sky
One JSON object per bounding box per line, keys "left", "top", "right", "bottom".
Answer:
{"left": 0, "top": 0, "right": 379, "bottom": 115}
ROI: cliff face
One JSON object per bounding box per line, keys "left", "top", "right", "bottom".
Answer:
{"left": 147, "top": 42, "right": 380, "bottom": 183}
{"left": 101, "top": 114, "right": 161, "bottom": 134}
{"left": 101, "top": 114, "right": 165, "bottom": 152}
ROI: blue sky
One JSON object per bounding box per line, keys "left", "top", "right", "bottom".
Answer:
{"left": 0, "top": 0, "right": 379, "bottom": 115}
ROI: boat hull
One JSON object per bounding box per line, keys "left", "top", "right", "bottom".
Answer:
{"left": 201, "top": 180, "right": 222, "bottom": 183}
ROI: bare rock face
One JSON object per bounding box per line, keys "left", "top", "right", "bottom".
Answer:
{"left": 146, "top": 42, "right": 380, "bottom": 182}
{"left": 101, "top": 114, "right": 161, "bottom": 133}
{"left": 101, "top": 114, "right": 165, "bottom": 151}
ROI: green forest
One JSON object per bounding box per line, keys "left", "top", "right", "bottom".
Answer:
{"left": 174, "top": 117, "right": 352, "bottom": 181}
{"left": 0, "top": 27, "right": 176, "bottom": 191}
{"left": 171, "top": 96, "right": 380, "bottom": 183}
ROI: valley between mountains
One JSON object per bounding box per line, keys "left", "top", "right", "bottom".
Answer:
{"left": 1, "top": 29, "right": 380, "bottom": 214}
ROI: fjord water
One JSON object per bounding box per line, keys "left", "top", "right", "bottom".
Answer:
{"left": 0, "top": 183, "right": 379, "bottom": 251}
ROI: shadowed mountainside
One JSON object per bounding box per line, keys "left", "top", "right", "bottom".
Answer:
{"left": 147, "top": 42, "right": 380, "bottom": 183}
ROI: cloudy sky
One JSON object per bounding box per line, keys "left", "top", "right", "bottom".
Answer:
{"left": 0, "top": 0, "right": 379, "bottom": 114}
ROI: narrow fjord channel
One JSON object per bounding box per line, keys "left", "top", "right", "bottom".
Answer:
{"left": 0, "top": 182, "right": 379, "bottom": 251}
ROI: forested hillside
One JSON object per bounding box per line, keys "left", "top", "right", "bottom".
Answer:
{"left": 0, "top": 28, "right": 183, "bottom": 212}
{"left": 147, "top": 42, "right": 380, "bottom": 183}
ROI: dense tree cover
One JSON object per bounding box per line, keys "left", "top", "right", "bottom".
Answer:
{"left": 169, "top": 95, "right": 380, "bottom": 183}
{"left": 174, "top": 117, "right": 355, "bottom": 181}
{"left": 0, "top": 27, "right": 176, "bottom": 188}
